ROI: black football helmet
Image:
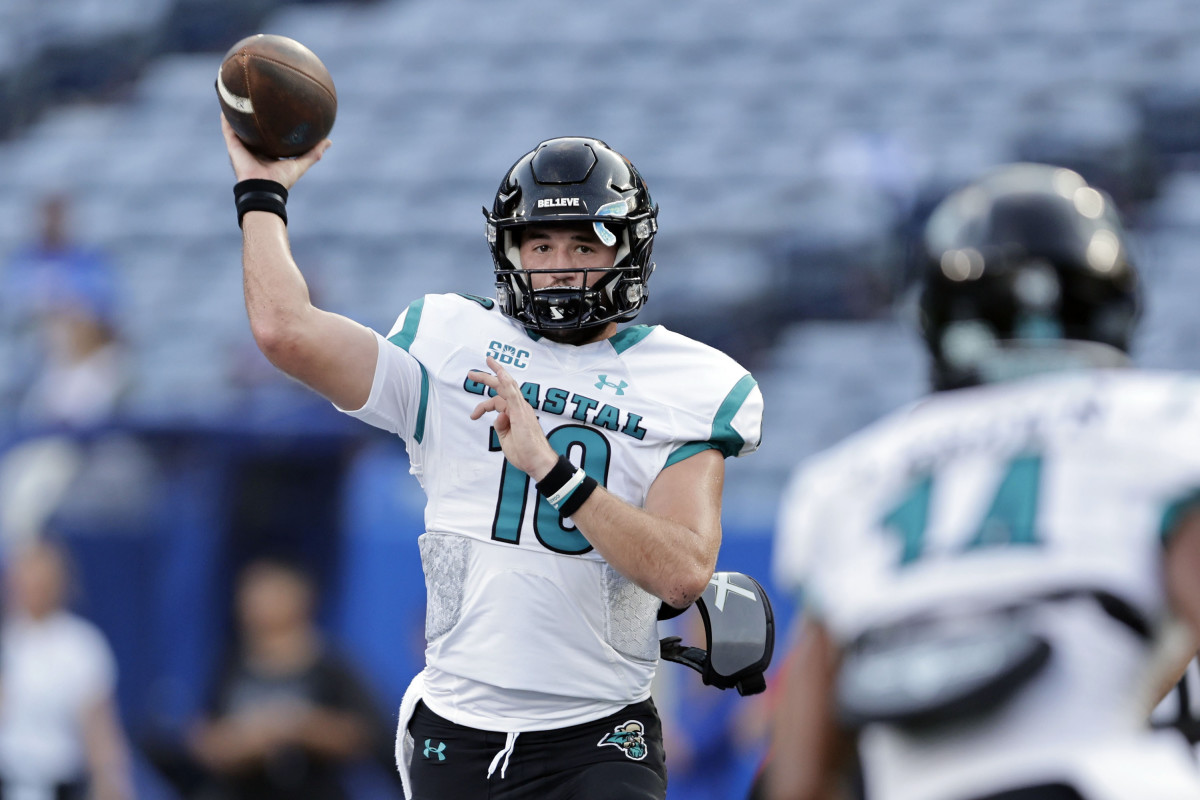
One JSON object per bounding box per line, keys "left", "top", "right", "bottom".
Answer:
{"left": 484, "top": 137, "right": 658, "bottom": 333}
{"left": 918, "top": 163, "right": 1140, "bottom": 391}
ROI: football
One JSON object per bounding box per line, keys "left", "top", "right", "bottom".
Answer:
{"left": 217, "top": 34, "right": 337, "bottom": 159}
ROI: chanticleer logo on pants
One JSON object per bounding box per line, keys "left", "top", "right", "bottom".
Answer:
{"left": 597, "top": 720, "right": 647, "bottom": 760}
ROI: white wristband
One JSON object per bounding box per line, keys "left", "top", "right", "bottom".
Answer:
{"left": 546, "top": 468, "right": 587, "bottom": 509}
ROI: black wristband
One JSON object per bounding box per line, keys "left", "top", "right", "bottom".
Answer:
{"left": 534, "top": 455, "right": 599, "bottom": 517}
{"left": 233, "top": 179, "right": 289, "bottom": 228}
{"left": 535, "top": 455, "right": 577, "bottom": 499}
{"left": 557, "top": 474, "right": 598, "bottom": 518}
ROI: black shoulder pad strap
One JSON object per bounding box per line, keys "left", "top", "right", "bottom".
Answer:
{"left": 660, "top": 571, "right": 775, "bottom": 696}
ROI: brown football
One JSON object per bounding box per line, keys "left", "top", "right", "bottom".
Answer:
{"left": 217, "top": 34, "right": 337, "bottom": 158}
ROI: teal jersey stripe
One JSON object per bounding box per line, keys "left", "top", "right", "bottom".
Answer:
{"left": 384, "top": 298, "right": 428, "bottom": 443}
{"left": 665, "top": 441, "right": 720, "bottom": 468}
{"left": 710, "top": 374, "right": 758, "bottom": 458}
{"left": 413, "top": 363, "right": 430, "bottom": 444}
{"left": 608, "top": 325, "right": 656, "bottom": 355}
{"left": 387, "top": 298, "right": 425, "bottom": 352}
{"left": 1161, "top": 488, "right": 1200, "bottom": 544}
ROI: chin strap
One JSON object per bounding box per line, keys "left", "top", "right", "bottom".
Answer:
{"left": 659, "top": 571, "right": 775, "bottom": 697}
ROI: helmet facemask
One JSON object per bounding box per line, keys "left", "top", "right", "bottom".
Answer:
{"left": 490, "top": 222, "right": 652, "bottom": 333}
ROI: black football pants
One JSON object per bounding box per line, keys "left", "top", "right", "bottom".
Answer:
{"left": 408, "top": 698, "right": 667, "bottom": 800}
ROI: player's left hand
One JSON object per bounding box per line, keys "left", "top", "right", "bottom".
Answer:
{"left": 469, "top": 356, "right": 559, "bottom": 481}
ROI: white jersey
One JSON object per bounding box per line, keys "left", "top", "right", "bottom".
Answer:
{"left": 341, "top": 293, "right": 762, "bottom": 731}
{"left": 775, "top": 370, "right": 1200, "bottom": 800}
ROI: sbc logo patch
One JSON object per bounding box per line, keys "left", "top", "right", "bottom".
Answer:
{"left": 597, "top": 720, "right": 648, "bottom": 761}
{"left": 486, "top": 340, "right": 529, "bottom": 369}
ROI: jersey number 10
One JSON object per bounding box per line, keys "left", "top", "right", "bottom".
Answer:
{"left": 489, "top": 424, "right": 612, "bottom": 555}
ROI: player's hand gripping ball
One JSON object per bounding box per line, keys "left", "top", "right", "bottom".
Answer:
{"left": 217, "top": 34, "right": 337, "bottom": 158}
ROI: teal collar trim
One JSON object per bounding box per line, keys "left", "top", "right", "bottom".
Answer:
{"left": 608, "top": 325, "right": 656, "bottom": 355}
{"left": 455, "top": 293, "right": 496, "bottom": 310}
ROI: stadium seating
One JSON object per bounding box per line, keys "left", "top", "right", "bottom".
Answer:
{"left": 1, "top": 0, "right": 1200, "bottom": 510}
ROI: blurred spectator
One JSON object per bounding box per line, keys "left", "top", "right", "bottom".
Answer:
{"left": 0, "top": 538, "right": 134, "bottom": 800}
{"left": 183, "top": 558, "right": 395, "bottom": 800}
{"left": 1, "top": 192, "right": 128, "bottom": 429}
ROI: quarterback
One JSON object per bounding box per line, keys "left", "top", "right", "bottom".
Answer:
{"left": 219, "top": 120, "right": 762, "bottom": 800}
{"left": 767, "top": 164, "right": 1200, "bottom": 800}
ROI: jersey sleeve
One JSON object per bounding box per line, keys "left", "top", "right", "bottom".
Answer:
{"left": 665, "top": 374, "right": 764, "bottom": 466}
{"left": 772, "top": 461, "right": 830, "bottom": 610}
{"left": 334, "top": 299, "right": 428, "bottom": 443}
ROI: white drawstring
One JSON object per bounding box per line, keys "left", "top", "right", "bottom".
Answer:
{"left": 486, "top": 731, "right": 519, "bottom": 780}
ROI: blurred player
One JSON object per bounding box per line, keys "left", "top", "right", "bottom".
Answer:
{"left": 768, "top": 163, "right": 1200, "bottom": 800}
{"left": 219, "top": 120, "right": 763, "bottom": 800}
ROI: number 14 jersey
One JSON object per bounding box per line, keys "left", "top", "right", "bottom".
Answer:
{"left": 340, "top": 293, "right": 763, "bottom": 731}
{"left": 774, "top": 369, "right": 1200, "bottom": 800}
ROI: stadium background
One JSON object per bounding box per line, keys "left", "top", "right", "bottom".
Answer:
{"left": 2, "top": 0, "right": 1200, "bottom": 796}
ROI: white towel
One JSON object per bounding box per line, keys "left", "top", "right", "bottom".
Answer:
{"left": 395, "top": 670, "right": 427, "bottom": 800}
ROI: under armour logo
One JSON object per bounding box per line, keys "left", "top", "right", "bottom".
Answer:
{"left": 709, "top": 573, "right": 756, "bottom": 612}
{"left": 595, "top": 375, "right": 628, "bottom": 395}
{"left": 424, "top": 739, "right": 446, "bottom": 761}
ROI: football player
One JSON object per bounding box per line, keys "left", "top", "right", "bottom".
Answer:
{"left": 767, "top": 163, "right": 1200, "bottom": 800}
{"left": 219, "top": 119, "right": 763, "bottom": 800}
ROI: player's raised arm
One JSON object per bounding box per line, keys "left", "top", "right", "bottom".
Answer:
{"left": 220, "top": 116, "right": 378, "bottom": 410}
